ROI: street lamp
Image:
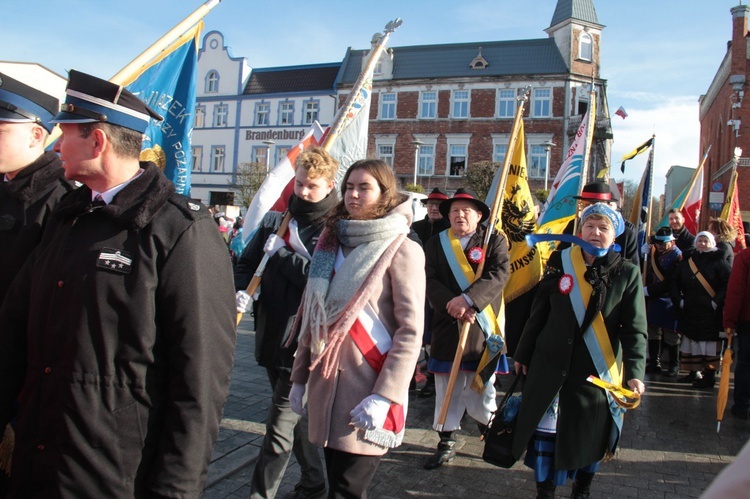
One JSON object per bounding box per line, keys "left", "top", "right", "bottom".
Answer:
{"left": 541, "top": 140, "right": 556, "bottom": 192}
{"left": 411, "top": 139, "right": 425, "bottom": 186}
{"left": 262, "top": 139, "right": 275, "bottom": 175}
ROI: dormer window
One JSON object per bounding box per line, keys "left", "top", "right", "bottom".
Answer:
{"left": 470, "top": 47, "right": 489, "bottom": 70}
{"left": 579, "top": 32, "right": 593, "bottom": 62}
{"left": 205, "top": 70, "right": 219, "bottom": 93}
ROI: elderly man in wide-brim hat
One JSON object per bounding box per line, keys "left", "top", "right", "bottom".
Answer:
{"left": 643, "top": 226, "right": 683, "bottom": 377}
{"left": 422, "top": 188, "right": 510, "bottom": 469}
{"left": 0, "top": 70, "right": 237, "bottom": 498}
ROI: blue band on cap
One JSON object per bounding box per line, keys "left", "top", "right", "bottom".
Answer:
{"left": 51, "top": 95, "right": 149, "bottom": 133}
{"left": 0, "top": 87, "right": 55, "bottom": 130}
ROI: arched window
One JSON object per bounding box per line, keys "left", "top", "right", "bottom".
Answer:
{"left": 205, "top": 70, "right": 219, "bottom": 93}
{"left": 579, "top": 32, "right": 593, "bottom": 62}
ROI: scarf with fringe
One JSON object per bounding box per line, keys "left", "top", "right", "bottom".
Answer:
{"left": 296, "top": 212, "right": 408, "bottom": 379}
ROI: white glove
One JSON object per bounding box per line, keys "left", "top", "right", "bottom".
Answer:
{"left": 290, "top": 383, "right": 307, "bottom": 416}
{"left": 349, "top": 394, "right": 391, "bottom": 430}
{"left": 680, "top": 299, "right": 685, "bottom": 309}
{"left": 263, "top": 234, "right": 286, "bottom": 257}
{"left": 641, "top": 243, "right": 650, "bottom": 255}
{"left": 711, "top": 300, "right": 718, "bottom": 311}
{"left": 643, "top": 287, "right": 649, "bottom": 298}
{"left": 236, "top": 290, "right": 252, "bottom": 313}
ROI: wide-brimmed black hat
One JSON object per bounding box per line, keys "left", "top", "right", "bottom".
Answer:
{"left": 653, "top": 226, "right": 676, "bottom": 242}
{"left": 439, "top": 188, "right": 490, "bottom": 222}
{"left": 0, "top": 72, "right": 59, "bottom": 132}
{"left": 421, "top": 187, "right": 449, "bottom": 205}
{"left": 51, "top": 69, "right": 162, "bottom": 133}
{"left": 573, "top": 181, "right": 613, "bottom": 202}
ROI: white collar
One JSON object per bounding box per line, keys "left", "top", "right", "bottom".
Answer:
{"left": 92, "top": 169, "right": 144, "bottom": 204}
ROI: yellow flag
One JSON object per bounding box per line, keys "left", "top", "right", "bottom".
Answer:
{"left": 500, "top": 121, "right": 544, "bottom": 301}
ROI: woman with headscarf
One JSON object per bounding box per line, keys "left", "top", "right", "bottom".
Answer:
{"left": 288, "top": 159, "right": 425, "bottom": 498}
{"left": 513, "top": 203, "right": 647, "bottom": 499}
{"left": 670, "top": 231, "right": 731, "bottom": 388}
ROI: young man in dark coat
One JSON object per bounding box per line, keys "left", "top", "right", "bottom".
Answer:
{"left": 0, "top": 70, "right": 237, "bottom": 498}
{"left": 234, "top": 147, "right": 337, "bottom": 499}
{"left": 0, "top": 71, "right": 75, "bottom": 496}
{"left": 668, "top": 208, "right": 696, "bottom": 253}
{"left": 423, "top": 188, "right": 509, "bottom": 469}
{"left": 0, "top": 72, "right": 75, "bottom": 303}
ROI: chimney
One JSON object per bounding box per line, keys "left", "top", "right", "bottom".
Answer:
{"left": 730, "top": 4, "right": 750, "bottom": 76}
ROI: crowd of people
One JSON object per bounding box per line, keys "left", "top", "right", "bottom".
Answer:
{"left": 0, "top": 68, "right": 746, "bottom": 499}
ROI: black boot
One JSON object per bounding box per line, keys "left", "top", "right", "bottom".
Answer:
{"left": 693, "top": 369, "right": 716, "bottom": 388}
{"left": 646, "top": 340, "right": 662, "bottom": 373}
{"left": 535, "top": 479, "right": 556, "bottom": 499}
{"left": 665, "top": 345, "right": 680, "bottom": 377}
{"left": 571, "top": 470, "right": 595, "bottom": 498}
{"left": 423, "top": 431, "right": 456, "bottom": 469}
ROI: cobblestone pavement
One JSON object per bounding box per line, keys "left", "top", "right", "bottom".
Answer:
{"left": 203, "top": 318, "right": 750, "bottom": 498}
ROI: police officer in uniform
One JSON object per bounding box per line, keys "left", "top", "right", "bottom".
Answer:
{"left": 0, "top": 70, "right": 236, "bottom": 498}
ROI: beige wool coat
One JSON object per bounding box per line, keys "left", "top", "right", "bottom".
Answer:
{"left": 290, "top": 200, "right": 425, "bottom": 456}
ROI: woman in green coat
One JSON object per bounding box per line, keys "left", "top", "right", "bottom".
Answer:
{"left": 513, "top": 203, "right": 647, "bottom": 498}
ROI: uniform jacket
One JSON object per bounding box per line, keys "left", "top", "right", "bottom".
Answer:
{"left": 512, "top": 250, "right": 647, "bottom": 470}
{"left": 424, "top": 227, "right": 509, "bottom": 363}
{"left": 234, "top": 199, "right": 330, "bottom": 369}
{"left": 290, "top": 199, "right": 425, "bottom": 456}
{"left": 671, "top": 249, "right": 731, "bottom": 341}
{"left": 644, "top": 246, "right": 682, "bottom": 330}
{"left": 0, "top": 151, "right": 74, "bottom": 303}
{"left": 723, "top": 248, "right": 750, "bottom": 331}
{"left": 0, "top": 163, "right": 237, "bottom": 498}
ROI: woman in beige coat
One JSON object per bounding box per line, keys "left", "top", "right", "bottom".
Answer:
{"left": 289, "top": 159, "right": 425, "bottom": 498}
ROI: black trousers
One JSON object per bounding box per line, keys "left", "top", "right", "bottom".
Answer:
{"left": 323, "top": 447, "right": 381, "bottom": 499}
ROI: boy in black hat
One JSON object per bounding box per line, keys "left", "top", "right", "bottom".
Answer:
{"left": 0, "top": 71, "right": 75, "bottom": 495}
{"left": 0, "top": 70, "right": 237, "bottom": 498}
{"left": 422, "top": 188, "right": 510, "bottom": 469}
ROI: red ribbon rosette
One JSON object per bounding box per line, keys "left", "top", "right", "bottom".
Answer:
{"left": 558, "top": 274, "right": 574, "bottom": 295}
{"left": 468, "top": 246, "right": 484, "bottom": 264}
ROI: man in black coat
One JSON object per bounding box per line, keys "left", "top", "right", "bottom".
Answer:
{"left": 234, "top": 147, "right": 336, "bottom": 499}
{"left": 0, "top": 71, "right": 75, "bottom": 496}
{"left": 0, "top": 70, "right": 236, "bottom": 498}
{"left": 668, "top": 208, "right": 696, "bottom": 253}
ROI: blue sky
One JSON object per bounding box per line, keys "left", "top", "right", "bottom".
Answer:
{"left": 1, "top": 0, "right": 741, "bottom": 190}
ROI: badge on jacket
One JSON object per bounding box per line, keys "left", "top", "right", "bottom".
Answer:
{"left": 97, "top": 247, "right": 134, "bottom": 274}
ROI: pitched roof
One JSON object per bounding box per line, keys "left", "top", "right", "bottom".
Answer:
{"left": 244, "top": 63, "right": 340, "bottom": 95}
{"left": 337, "top": 38, "right": 568, "bottom": 84}
{"left": 549, "top": 0, "right": 601, "bottom": 28}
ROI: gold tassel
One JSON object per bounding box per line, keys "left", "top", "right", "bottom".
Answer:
{"left": 0, "top": 423, "right": 14, "bottom": 476}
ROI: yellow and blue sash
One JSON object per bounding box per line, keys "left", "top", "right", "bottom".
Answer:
{"left": 439, "top": 229, "right": 505, "bottom": 392}
{"left": 561, "top": 247, "right": 624, "bottom": 450}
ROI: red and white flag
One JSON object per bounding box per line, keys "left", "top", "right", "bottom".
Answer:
{"left": 681, "top": 162, "right": 704, "bottom": 235}
{"left": 615, "top": 106, "right": 628, "bottom": 119}
{"left": 241, "top": 122, "right": 326, "bottom": 240}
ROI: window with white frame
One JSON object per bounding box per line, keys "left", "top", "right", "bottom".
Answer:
{"left": 205, "top": 71, "right": 219, "bottom": 93}
{"left": 533, "top": 88, "right": 551, "bottom": 118}
{"left": 380, "top": 93, "right": 396, "bottom": 120}
{"left": 529, "top": 145, "right": 547, "bottom": 179}
{"left": 304, "top": 100, "right": 319, "bottom": 124}
{"left": 279, "top": 101, "right": 294, "bottom": 125}
{"left": 420, "top": 91, "right": 437, "bottom": 119}
{"left": 448, "top": 144, "right": 467, "bottom": 176}
{"left": 255, "top": 102, "right": 270, "bottom": 126}
{"left": 497, "top": 89, "right": 516, "bottom": 118}
{"left": 377, "top": 144, "right": 394, "bottom": 167}
{"left": 452, "top": 90, "right": 469, "bottom": 118}
{"left": 211, "top": 146, "right": 225, "bottom": 172}
{"left": 493, "top": 144, "right": 508, "bottom": 163}
{"left": 579, "top": 32, "right": 593, "bottom": 61}
{"left": 275, "top": 146, "right": 291, "bottom": 165}
{"left": 191, "top": 146, "right": 202, "bottom": 172}
{"left": 252, "top": 146, "right": 269, "bottom": 167}
{"left": 418, "top": 145, "right": 435, "bottom": 176}
{"left": 214, "top": 104, "right": 228, "bottom": 127}
{"left": 195, "top": 106, "right": 205, "bottom": 128}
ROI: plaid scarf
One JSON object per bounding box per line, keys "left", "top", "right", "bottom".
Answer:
{"left": 296, "top": 212, "right": 408, "bottom": 378}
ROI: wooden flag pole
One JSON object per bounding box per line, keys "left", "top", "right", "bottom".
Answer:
{"left": 436, "top": 88, "right": 530, "bottom": 431}
{"left": 236, "top": 19, "right": 403, "bottom": 326}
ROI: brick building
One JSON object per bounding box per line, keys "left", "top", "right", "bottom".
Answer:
{"left": 700, "top": 3, "right": 750, "bottom": 223}
{"left": 335, "top": 0, "right": 613, "bottom": 194}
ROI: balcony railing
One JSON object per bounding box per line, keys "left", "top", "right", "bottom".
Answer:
{"left": 566, "top": 114, "right": 613, "bottom": 139}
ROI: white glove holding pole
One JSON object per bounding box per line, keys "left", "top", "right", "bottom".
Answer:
{"left": 235, "top": 290, "right": 252, "bottom": 313}
{"left": 349, "top": 394, "right": 391, "bottom": 430}
{"left": 263, "top": 234, "right": 286, "bottom": 257}
{"left": 290, "top": 383, "right": 307, "bottom": 416}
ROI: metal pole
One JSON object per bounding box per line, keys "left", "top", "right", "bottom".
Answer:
{"left": 542, "top": 140, "right": 556, "bottom": 192}
{"left": 262, "top": 139, "right": 275, "bottom": 176}
{"left": 412, "top": 139, "right": 424, "bottom": 186}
